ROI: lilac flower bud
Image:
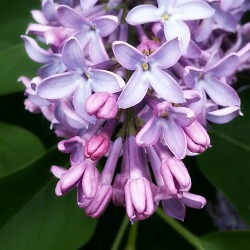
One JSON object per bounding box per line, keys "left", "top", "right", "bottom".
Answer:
{"left": 84, "top": 133, "right": 110, "bottom": 161}
{"left": 86, "top": 92, "right": 119, "bottom": 119}
{"left": 183, "top": 120, "right": 210, "bottom": 154}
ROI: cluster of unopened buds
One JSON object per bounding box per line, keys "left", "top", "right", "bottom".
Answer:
{"left": 20, "top": 0, "right": 250, "bottom": 222}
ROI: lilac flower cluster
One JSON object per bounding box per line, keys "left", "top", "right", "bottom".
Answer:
{"left": 20, "top": 0, "right": 250, "bottom": 222}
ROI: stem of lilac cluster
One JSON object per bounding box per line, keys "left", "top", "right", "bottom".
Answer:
{"left": 119, "top": 23, "right": 129, "bottom": 42}
{"left": 124, "top": 222, "right": 139, "bottom": 250}
{"left": 110, "top": 215, "right": 130, "bottom": 250}
{"left": 156, "top": 209, "right": 205, "bottom": 250}
{"left": 135, "top": 25, "right": 148, "bottom": 42}
{"left": 99, "top": 137, "right": 123, "bottom": 184}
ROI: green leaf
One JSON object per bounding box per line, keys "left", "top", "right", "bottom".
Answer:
{"left": 197, "top": 89, "right": 250, "bottom": 224}
{"left": 0, "top": 0, "right": 40, "bottom": 95}
{"left": 0, "top": 45, "right": 38, "bottom": 95}
{"left": 0, "top": 122, "right": 45, "bottom": 178}
{"left": 199, "top": 231, "right": 250, "bottom": 250}
{"left": 0, "top": 147, "right": 97, "bottom": 250}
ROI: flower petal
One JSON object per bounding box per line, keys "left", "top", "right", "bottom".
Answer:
{"left": 56, "top": 5, "right": 90, "bottom": 29}
{"left": 162, "top": 198, "right": 186, "bottom": 221}
{"left": 62, "top": 38, "right": 88, "bottom": 72}
{"left": 182, "top": 192, "right": 206, "bottom": 208}
{"left": 206, "top": 54, "right": 239, "bottom": 77}
{"left": 136, "top": 116, "right": 161, "bottom": 146}
{"left": 90, "top": 69, "right": 125, "bottom": 93}
{"left": 163, "top": 19, "right": 190, "bottom": 53}
{"left": 37, "top": 72, "right": 81, "bottom": 99}
{"left": 149, "top": 68, "right": 185, "bottom": 103}
{"left": 148, "top": 38, "right": 181, "bottom": 69}
{"left": 94, "top": 15, "right": 119, "bottom": 37}
{"left": 162, "top": 117, "right": 187, "bottom": 159}
{"left": 172, "top": 1, "right": 215, "bottom": 20}
{"left": 80, "top": 0, "right": 98, "bottom": 10}
{"left": 73, "top": 81, "right": 95, "bottom": 123}
{"left": 21, "top": 35, "right": 51, "bottom": 63}
{"left": 117, "top": 70, "right": 149, "bottom": 109}
{"left": 202, "top": 76, "right": 240, "bottom": 106}
{"left": 112, "top": 41, "right": 144, "bottom": 70}
{"left": 89, "top": 34, "right": 109, "bottom": 63}
{"left": 126, "top": 4, "right": 161, "bottom": 25}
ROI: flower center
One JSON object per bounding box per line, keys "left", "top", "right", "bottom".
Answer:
{"left": 142, "top": 62, "right": 149, "bottom": 71}
{"left": 162, "top": 13, "right": 169, "bottom": 21}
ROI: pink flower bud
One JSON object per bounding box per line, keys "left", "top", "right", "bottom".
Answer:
{"left": 86, "top": 92, "right": 119, "bottom": 119}
{"left": 84, "top": 134, "right": 110, "bottom": 161}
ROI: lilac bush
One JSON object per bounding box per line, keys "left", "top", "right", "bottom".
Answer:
{"left": 20, "top": 0, "right": 250, "bottom": 222}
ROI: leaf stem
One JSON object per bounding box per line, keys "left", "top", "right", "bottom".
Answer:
{"left": 156, "top": 208, "right": 205, "bottom": 250}
{"left": 110, "top": 215, "right": 130, "bottom": 250}
{"left": 124, "top": 222, "right": 139, "bottom": 250}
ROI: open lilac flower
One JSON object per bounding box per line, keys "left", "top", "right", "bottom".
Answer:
{"left": 136, "top": 101, "right": 195, "bottom": 159}
{"left": 37, "top": 38, "right": 125, "bottom": 124}
{"left": 126, "top": 0, "right": 214, "bottom": 52}
{"left": 113, "top": 38, "right": 184, "bottom": 108}
{"left": 184, "top": 52, "right": 240, "bottom": 111}
{"left": 56, "top": 5, "right": 119, "bottom": 63}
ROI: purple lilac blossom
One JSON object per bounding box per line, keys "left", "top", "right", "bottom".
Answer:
{"left": 20, "top": 0, "right": 248, "bottom": 222}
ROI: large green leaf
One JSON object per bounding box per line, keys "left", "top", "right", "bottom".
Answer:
{"left": 199, "top": 231, "right": 250, "bottom": 250}
{"left": 0, "top": 122, "right": 45, "bottom": 178}
{"left": 0, "top": 147, "right": 97, "bottom": 249}
{"left": 0, "top": 45, "right": 37, "bottom": 95}
{"left": 0, "top": 0, "right": 40, "bottom": 95}
{"left": 197, "top": 89, "right": 250, "bottom": 224}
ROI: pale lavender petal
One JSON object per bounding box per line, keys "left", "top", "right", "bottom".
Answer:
{"left": 50, "top": 165, "right": 67, "bottom": 178}
{"left": 126, "top": 5, "right": 161, "bottom": 25}
{"left": 157, "top": 0, "right": 176, "bottom": 10}
{"left": 130, "top": 178, "right": 146, "bottom": 213}
{"left": 220, "top": 0, "right": 234, "bottom": 11}
{"left": 38, "top": 59, "right": 66, "bottom": 78}
{"left": 62, "top": 38, "right": 88, "bottom": 72}
{"left": 80, "top": 0, "right": 98, "bottom": 10}
{"left": 31, "top": 10, "right": 47, "bottom": 24}
{"left": 182, "top": 192, "right": 206, "bottom": 208}
{"left": 56, "top": 5, "right": 90, "bottom": 29}
{"left": 89, "top": 34, "right": 109, "bottom": 63}
{"left": 94, "top": 15, "right": 119, "bottom": 37}
{"left": 148, "top": 38, "right": 181, "bottom": 69}
{"left": 171, "top": 106, "right": 195, "bottom": 127}
{"left": 185, "top": 40, "right": 202, "bottom": 59}
{"left": 42, "top": 0, "right": 56, "bottom": 22}
{"left": 82, "top": 163, "right": 100, "bottom": 198}
{"left": 206, "top": 54, "right": 239, "bottom": 77}
{"left": 163, "top": 19, "right": 190, "bottom": 53}
{"left": 172, "top": 1, "right": 215, "bottom": 20}
{"left": 202, "top": 76, "right": 240, "bottom": 106}
{"left": 206, "top": 106, "right": 242, "bottom": 124}
{"left": 112, "top": 41, "right": 144, "bottom": 70}
{"left": 73, "top": 81, "right": 96, "bottom": 123}
{"left": 124, "top": 181, "right": 135, "bottom": 219}
{"left": 60, "top": 163, "right": 86, "bottom": 193}
{"left": 117, "top": 70, "right": 149, "bottom": 109}
{"left": 90, "top": 69, "right": 125, "bottom": 93}
{"left": 162, "top": 118, "right": 187, "bottom": 159}
{"left": 149, "top": 68, "right": 185, "bottom": 103}
{"left": 136, "top": 116, "right": 161, "bottom": 146}
{"left": 214, "top": 7, "right": 237, "bottom": 32}
{"left": 194, "top": 17, "right": 213, "bottom": 42}
{"left": 21, "top": 35, "right": 51, "bottom": 63}
{"left": 162, "top": 198, "right": 186, "bottom": 221}
{"left": 37, "top": 72, "right": 82, "bottom": 99}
